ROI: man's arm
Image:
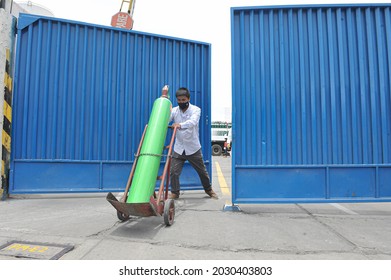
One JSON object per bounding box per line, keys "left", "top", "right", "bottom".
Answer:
{"left": 179, "top": 107, "right": 201, "bottom": 129}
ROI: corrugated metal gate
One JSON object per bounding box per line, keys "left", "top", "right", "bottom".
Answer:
{"left": 231, "top": 4, "right": 391, "bottom": 203}
{"left": 10, "top": 14, "right": 211, "bottom": 194}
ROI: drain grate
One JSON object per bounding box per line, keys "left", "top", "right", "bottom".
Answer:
{"left": 0, "top": 240, "right": 74, "bottom": 260}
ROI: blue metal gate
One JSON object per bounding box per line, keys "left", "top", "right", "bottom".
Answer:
{"left": 10, "top": 14, "right": 211, "bottom": 194}
{"left": 231, "top": 4, "right": 391, "bottom": 203}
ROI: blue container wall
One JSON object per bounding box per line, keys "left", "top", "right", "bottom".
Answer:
{"left": 10, "top": 14, "right": 211, "bottom": 194}
{"left": 231, "top": 4, "right": 391, "bottom": 203}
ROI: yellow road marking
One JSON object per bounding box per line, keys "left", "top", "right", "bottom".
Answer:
{"left": 5, "top": 243, "right": 49, "bottom": 253}
{"left": 215, "top": 161, "right": 230, "bottom": 196}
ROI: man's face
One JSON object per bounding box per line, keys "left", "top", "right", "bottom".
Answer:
{"left": 176, "top": 96, "right": 190, "bottom": 104}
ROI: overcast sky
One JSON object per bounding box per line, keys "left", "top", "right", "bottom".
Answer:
{"left": 15, "top": 0, "right": 391, "bottom": 121}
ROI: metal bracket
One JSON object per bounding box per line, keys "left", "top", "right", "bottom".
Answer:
{"left": 223, "top": 204, "right": 241, "bottom": 212}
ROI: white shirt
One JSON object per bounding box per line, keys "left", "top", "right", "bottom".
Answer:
{"left": 170, "top": 103, "right": 201, "bottom": 155}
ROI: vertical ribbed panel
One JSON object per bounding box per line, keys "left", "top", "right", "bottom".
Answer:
{"left": 232, "top": 5, "right": 391, "bottom": 203}
{"left": 232, "top": 5, "right": 391, "bottom": 166}
{"left": 14, "top": 15, "right": 210, "bottom": 161}
{"left": 10, "top": 14, "right": 211, "bottom": 193}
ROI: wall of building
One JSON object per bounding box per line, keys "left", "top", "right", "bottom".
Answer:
{"left": 0, "top": 0, "right": 15, "bottom": 198}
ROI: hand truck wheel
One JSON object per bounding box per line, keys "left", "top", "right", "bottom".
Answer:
{"left": 163, "top": 199, "right": 175, "bottom": 226}
{"left": 117, "top": 210, "right": 130, "bottom": 222}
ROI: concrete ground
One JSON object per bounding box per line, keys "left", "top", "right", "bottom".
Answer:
{"left": 0, "top": 156, "right": 390, "bottom": 260}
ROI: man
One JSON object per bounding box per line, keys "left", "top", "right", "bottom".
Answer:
{"left": 169, "top": 87, "right": 218, "bottom": 199}
{"left": 223, "top": 137, "right": 228, "bottom": 157}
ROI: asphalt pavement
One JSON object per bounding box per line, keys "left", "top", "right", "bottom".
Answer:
{"left": 0, "top": 155, "right": 390, "bottom": 260}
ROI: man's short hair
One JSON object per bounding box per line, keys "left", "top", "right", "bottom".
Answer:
{"left": 176, "top": 87, "right": 190, "bottom": 98}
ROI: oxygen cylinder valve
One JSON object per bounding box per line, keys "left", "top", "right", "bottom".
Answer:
{"left": 162, "top": 85, "right": 169, "bottom": 98}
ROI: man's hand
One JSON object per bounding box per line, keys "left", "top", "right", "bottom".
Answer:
{"left": 172, "top": 123, "right": 181, "bottom": 129}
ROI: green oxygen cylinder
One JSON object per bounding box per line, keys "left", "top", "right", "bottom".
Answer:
{"left": 126, "top": 86, "right": 172, "bottom": 203}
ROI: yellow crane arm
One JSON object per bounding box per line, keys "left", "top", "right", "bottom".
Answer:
{"left": 120, "top": 0, "right": 136, "bottom": 16}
